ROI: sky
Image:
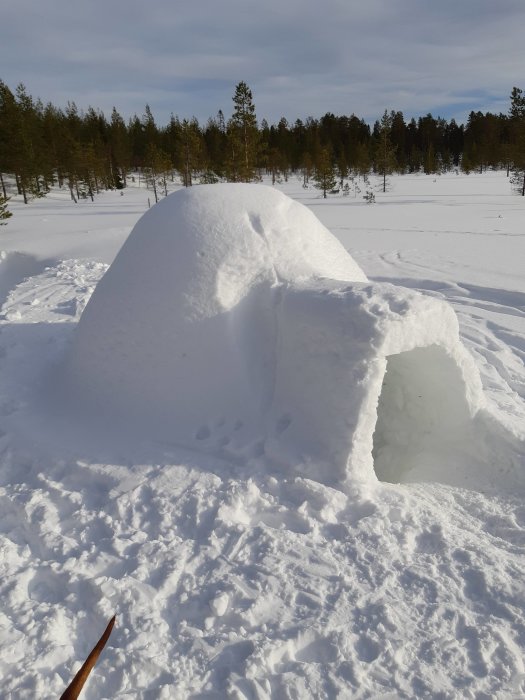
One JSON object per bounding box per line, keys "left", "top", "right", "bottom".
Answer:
{"left": 1, "top": 0, "right": 524, "bottom": 128}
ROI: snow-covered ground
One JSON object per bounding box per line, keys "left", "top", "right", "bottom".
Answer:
{"left": 1, "top": 172, "right": 525, "bottom": 699}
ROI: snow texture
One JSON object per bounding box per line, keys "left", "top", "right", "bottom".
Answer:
{"left": 1, "top": 173, "right": 525, "bottom": 699}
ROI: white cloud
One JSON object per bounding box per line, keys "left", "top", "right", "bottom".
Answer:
{"left": 1, "top": 0, "right": 524, "bottom": 125}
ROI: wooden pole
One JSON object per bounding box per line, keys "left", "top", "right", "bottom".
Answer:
{"left": 60, "top": 615, "right": 116, "bottom": 700}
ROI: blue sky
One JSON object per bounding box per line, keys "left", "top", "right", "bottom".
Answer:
{"left": 1, "top": 0, "right": 523, "bottom": 127}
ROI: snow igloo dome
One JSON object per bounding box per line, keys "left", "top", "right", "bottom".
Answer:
{"left": 65, "top": 184, "right": 484, "bottom": 486}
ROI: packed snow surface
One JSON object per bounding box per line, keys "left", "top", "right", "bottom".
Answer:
{"left": 1, "top": 173, "right": 525, "bottom": 698}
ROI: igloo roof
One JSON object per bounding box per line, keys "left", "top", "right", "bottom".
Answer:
{"left": 92, "top": 183, "right": 367, "bottom": 321}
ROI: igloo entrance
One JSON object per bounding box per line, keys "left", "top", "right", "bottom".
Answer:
{"left": 372, "top": 345, "right": 475, "bottom": 483}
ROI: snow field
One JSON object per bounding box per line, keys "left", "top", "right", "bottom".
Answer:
{"left": 0, "top": 172, "right": 525, "bottom": 698}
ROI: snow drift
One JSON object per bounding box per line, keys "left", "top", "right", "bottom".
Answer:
{"left": 65, "top": 184, "right": 485, "bottom": 485}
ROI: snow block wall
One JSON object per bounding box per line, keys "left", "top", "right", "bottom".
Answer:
{"left": 65, "top": 184, "right": 484, "bottom": 486}
{"left": 266, "top": 280, "right": 484, "bottom": 486}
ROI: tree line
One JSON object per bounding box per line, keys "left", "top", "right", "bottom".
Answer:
{"left": 1, "top": 80, "right": 525, "bottom": 222}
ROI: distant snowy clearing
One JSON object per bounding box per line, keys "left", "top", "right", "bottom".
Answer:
{"left": 1, "top": 172, "right": 525, "bottom": 698}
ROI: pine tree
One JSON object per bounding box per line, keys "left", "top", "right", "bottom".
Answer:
{"left": 9, "top": 84, "right": 44, "bottom": 203}
{"left": 110, "top": 107, "right": 131, "bottom": 188}
{"left": 390, "top": 111, "right": 407, "bottom": 171}
{"left": 0, "top": 81, "right": 18, "bottom": 197}
{"left": 337, "top": 152, "right": 349, "bottom": 188}
{"left": 313, "top": 148, "right": 337, "bottom": 198}
{"left": 301, "top": 152, "right": 314, "bottom": 187}
{"left": 267, "top": 147, "right": 282, "bottom": 185}
{"left": 203, "top": 111, "right": 227, "bottom": 178}
{"left": 423, "top": 143, "right": 437, "bottom": 174}
{"left": 509, "top": 87, "right": 525, "bottom": 196}
{"left": 353, "top": 142, "right": 371, "bottom": 179}
{"left": 227, "top": 82, "right": 260, "bottom": 182}
{"left": 178, "top": 118, "right": 203, "bottom": 187}
{"left": 374, "top": 110, "right": 397, "bottom": 192}
{"left": 144, "top": 144, "right": 172, "bottom": 202}
{"left": 0, "top": 195, "right": 12, "bottom": 225}
{"left": 39, "top": 102, "right": 61, "bottom": 191}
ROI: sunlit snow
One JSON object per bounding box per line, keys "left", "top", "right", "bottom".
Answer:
{"left": 1, "top": 172, "right": 525, "bottom": 698}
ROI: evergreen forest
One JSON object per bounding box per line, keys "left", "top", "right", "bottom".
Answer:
{"left": 1, "top": 80, "right": 525, "bottom": 213}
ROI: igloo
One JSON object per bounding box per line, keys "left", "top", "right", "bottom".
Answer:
{"left": 65, "top": 184, "right": 484, "bottom": 486}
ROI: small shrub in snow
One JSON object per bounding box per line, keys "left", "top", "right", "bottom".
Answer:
{"left": 200, "top": 171, "right": 220, "bottom": 185}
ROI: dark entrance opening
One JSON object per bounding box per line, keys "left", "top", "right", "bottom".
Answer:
{"left": 372, "top": 345, "right": 474, "bottom": 483}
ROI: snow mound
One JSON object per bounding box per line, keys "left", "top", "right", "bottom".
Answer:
{"left": 65, "top": 184, "right": 487, "bottom": 486}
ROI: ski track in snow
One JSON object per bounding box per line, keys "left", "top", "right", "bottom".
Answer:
{"left": 1, "top": 174, "right": 525, "bottom": 698}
